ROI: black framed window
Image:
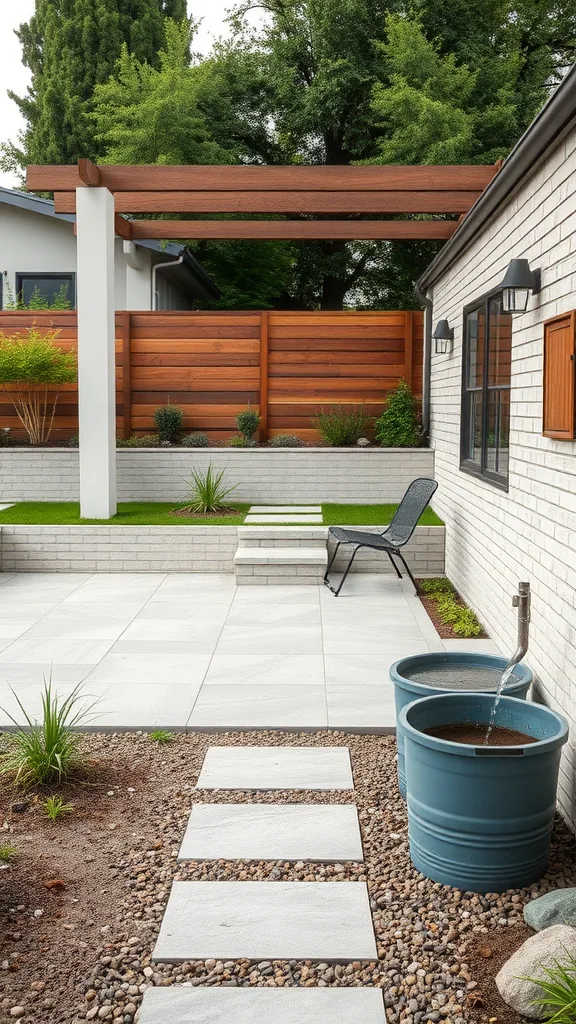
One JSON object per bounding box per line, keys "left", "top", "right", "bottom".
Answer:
{"left": 461, "top": 291, "right": 511, "bottom": 489}
{"left": 15, "top": 273, "right": 75, "bottom": 309}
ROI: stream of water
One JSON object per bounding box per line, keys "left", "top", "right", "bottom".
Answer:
{"left": 484, "top": 662, "right": 517, "bottom": 744}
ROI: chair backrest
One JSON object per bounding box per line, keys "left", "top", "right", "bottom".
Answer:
{"left": 382, "top": 477, "right": 438, "bottom": 548}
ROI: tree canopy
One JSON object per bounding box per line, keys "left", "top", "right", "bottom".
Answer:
{"left": 3, "top": 0, "right": 576, "bottom": 308}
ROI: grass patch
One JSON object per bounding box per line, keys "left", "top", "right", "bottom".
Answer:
{"left": 0, "top": 501, "right": 444, "bottom": 527}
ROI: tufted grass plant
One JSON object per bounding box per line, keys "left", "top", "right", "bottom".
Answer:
{"left": 0, "top": 680, "right": 96, "bottom": 788}
{"left": 42, "top": 795, "right": 75, "bottom": 821}
{"left": 177, "top": 464, "right": 238, "bottom": 515}
{"left": 0, "top": 843, "right": 18, "bottom": 863}
{"left": 312, "top": 404, "right": 370, "bottom": 446}
{"left": 527, "top": 953, "right": 576, "bottom": 1023}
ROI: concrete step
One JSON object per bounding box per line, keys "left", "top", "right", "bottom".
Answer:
{"left": 234, "top": 546, "right": 327, "bottom": 565}
{"left": 237, "top": 526, "right": 328, "bottom": 548}
{"left": 138, "top": 987, "right": 386, "bottom": 1024}
{"left": 196, "top": 745, "right": 354, "bottom": 791}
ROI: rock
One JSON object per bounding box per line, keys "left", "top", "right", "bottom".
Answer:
{"left": 525, "top": 889, "right": 576, "bottom": 931}
{"left": 11, "top": 802, "right": 28, "bottom": 813}
{"left": 357, "top": 437, "right": 370, "bottom": 447}
{"left": 496, "top": 924, "right": 576, "bottom": 1019}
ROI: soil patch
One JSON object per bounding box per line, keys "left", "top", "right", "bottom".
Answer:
{"left": 425, "top": 724, "right": 536, "bottom": 746}
{"left": 467, "top": 924, "right": 534, "bottom": 1024}
{"left": 1, "top": 731, "right": 574, "bottom": 1024}
{"left": 169, "top": 507, "right": 241, "bottom": 518}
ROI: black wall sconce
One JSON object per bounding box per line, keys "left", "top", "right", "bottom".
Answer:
{"left": 433, "top": 319, "right": 454, "bottom": 354}
{"left": 499, "top": 258, "right": 541, "bottom": 313}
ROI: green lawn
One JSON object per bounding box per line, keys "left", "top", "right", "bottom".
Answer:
{"left": 0, "top": 501, "right": 443, "bottom": 526}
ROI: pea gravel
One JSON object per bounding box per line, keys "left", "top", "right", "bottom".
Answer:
{"left": 1, "top": 730, "right": 575, "bottom": 1024}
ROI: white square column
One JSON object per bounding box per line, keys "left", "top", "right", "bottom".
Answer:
{"left": 76, "top": 186, "right": 117, "bottom": 518}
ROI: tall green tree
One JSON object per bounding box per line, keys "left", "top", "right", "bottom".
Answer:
{"left": 1, "top": 0, "right": 187, "bottom": 172}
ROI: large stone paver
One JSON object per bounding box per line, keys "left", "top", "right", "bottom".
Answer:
{"left": 244, "top": 514, "right": 323, "bottom": 524}
{"left": 196, "top": 746, "right": 354, "bottom": 790}
{"left": 152, "top": 881, "right": 377, "bottom": 962}
{"left": 138, "top": 987, "right": 386, "bottom": 1024}
{"left": 179, "top": 803, "right": 363, "bottom": 862}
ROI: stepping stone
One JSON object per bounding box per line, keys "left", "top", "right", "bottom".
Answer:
{"left": 249, "top": 505, "right": 322, "bottom": 514}
{"left": 245, "top": 514, "right": 323, "bottom": 524}
{"left": 196, "top": 746, "right": 354, "bottom": 791}
{"left": 152, "top": 880, "right": 377, "bottom": 962}
{"left": 139, "top": 987, "right": 386, "bottom": 1024}
{"left": 179, "top": 803, "right": 364, "bottom": 862}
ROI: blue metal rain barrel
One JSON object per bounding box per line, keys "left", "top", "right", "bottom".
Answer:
{"left": 400, "top": 692, "right": 568, "bottom": 893}
{"left": 390, "top": 653, "right": 533, "bottom": 798}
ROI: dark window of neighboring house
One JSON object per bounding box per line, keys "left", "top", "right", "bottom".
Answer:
{"left": 15, "top": 273, "right": 75, "bottom": 309}
{"left": 461, "top": 291, "right": 512, "bottom": 489}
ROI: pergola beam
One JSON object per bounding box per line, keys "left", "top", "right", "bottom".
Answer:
{"left": 54, "top": 189, "right": 481, "bottom": 215}
{"left": 27, "top": 163, "right": 497, "bottom": 193}
{"left": 126, "top": 219, "right": 456, "bottom": 240}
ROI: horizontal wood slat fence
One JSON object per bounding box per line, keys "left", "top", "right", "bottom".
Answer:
{"left": 0, "top": 310, "right": 423, "bottom": 443}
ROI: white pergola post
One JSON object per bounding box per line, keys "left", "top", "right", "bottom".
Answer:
{"left": 76, "top": 186, "right": 117, "bottom": 518}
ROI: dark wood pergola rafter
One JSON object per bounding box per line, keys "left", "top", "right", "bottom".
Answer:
{"left": 27, "top": 159, "right": 498, "bottom": 242}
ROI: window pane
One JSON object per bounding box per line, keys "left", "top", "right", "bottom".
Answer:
{"left": 498, "top": 390, "right": 510, "bottom": 477}
{"left": 465, "top": 307, "right": 485, "bottom": 389}
{"left": 486, "top": 391, "right": 498, "bottom": 473}
{"left": 488, "top": 296, "right": 512, "bottom": 387}
{"left": 465, "top": 390, "right": 483, "bottom": 466}
{"left": 18, "top": 275, "right": 74, "bottom": 307}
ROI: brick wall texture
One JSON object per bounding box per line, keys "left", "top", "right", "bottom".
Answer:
{"left": 429, "top": 123, "right": 576, "bottom": 826}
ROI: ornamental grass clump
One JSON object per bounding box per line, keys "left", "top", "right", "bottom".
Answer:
{"left": 527, "top": 954, "right": 576, "bottom": 1024}
{"left": 374, "top": 380, "right": 420, "bottom": 447}
{"left": 313, "top": 404, "right": 370, "bottom": 446}
{"left": 176, "top": 464, "right": 238, "bottom": 515}
{"left": 0, "top": 326, "right": 77, "bottom": 445}
{"left": 0, "top": 680, "right": 95, "bottom": 788}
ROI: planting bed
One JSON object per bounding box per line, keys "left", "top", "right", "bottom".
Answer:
{"left": 1, "top": 732, "right": 575, "bottom": 1024}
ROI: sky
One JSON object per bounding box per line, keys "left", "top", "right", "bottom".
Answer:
{"left": 0, "top": 0, "right": 257, "bottom": 188}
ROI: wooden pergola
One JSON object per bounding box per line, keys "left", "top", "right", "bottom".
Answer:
{"left": 26, "top": 159, "right": 499, "bottom": 517}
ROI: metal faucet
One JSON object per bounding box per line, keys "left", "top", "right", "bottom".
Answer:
{"left": 510, "top": 581, "right": 531, "bottom": 665}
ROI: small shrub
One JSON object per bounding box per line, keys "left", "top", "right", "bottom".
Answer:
{"left": 0, "top": 326, "right": 77, "bottom": 445}
{"left": 268, "top": 434, "right": 304, "bottom": 447}
{"left": 236, "top": 405, "right": 260, "bottom": 441}
{"left": 0, "top": 843, "right": 18, "bottom": 863}
{"left": 0, "top": 680, "right": 96, "bottom": 788}
{"left": 154, "top": 403, "right": 183, "bottom": 444}
{"left": 374, "top": 380, "right": 420, "bottom": 447}
{"left": 452, "top": 607, "right": 482, "bottom": 638}
{"left": 227, "top": 435, "right": 257, "bottom": 448}
{"left": 150, "top": 730, "right": 174, "bottom": 745}
{"left": 419, "top": 577, "right": 453, "bottom": 596}
{"left": 67, "top": 433, "right": 79, "bottom": 448}
{"left": 182, "top": 432, "right": 209, "bottom": 448}
{"left": 177, "top": 464, "right": 238, "bottom": 515}
{"left": 116, "top": 434, "right": 159, "bottom": 448}
{"left": 313, "top": 404, "right": 370, "bottom": 446}
{"left": 42, "top": 795, "right": 74, "bottom": 821}
{"left": 527, "top": 953, "right": 576, "bottom": 1023}
{"left": 0, "top": 427, "right": 14, "bottom": 447}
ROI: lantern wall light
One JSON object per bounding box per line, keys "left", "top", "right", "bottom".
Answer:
{"left": 433, "top": 319, "right": 454, "bottom": 355}
{"left": 499, "top": 258, "right": 541, "bottom": 313}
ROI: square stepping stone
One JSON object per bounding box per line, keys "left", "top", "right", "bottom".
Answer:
{"left": 179, "top": 803, "right": 364, "bottom": 862}
{"left": 196, "top": 746, "right": 354, "bottom": 790}
{"left": 245, "top": 514, "right": 323, "bottom": 524}
{"left": 138, "top": 987, "right": 386, "bottom": 1024}
{"left": 152, "top": 880, "right": 377, "bottom": 962}
{"left": 249, "top": 506, "right": 322, "bottom": 514}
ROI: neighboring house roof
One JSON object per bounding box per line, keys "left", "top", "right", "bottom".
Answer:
{"left": 0, "top": 186, "right": 220, "bottom": 301}
{"left": 417, "top": 63, "right": 576, "bottom": 291}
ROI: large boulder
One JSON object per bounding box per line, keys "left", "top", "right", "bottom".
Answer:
{"left": 525, "top": 889, "right": 576, "bottom": 931}
{"left": 495, "top": 924, "right": 576, "bottom": 1019}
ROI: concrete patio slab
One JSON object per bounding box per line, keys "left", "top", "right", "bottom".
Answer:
{"left": 196, "top": 746, "right": 354, "bottom": 790}
{"left": 152, "top": 881, "right": 377, "bottom": 962}
{"left": 188, "top": 684, "right": 328, "bottom": 729}
{"left": 179, "top": 803, "right": 364, "bottom": 862}
{"left": 138, "top": 986, "right": 386, "bottom": 1024}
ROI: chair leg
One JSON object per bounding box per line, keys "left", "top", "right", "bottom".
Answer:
{"left": 384, "top": 549, "right": 403, "bottom": 579}
{"left": 324, "top": 545, "right": 361, "bottom": 597}
{"left": 323, "top": 541, "right": 341, "bottom": 584}
{"left": 395, "top": 551, "right": 419, "bottom": 595}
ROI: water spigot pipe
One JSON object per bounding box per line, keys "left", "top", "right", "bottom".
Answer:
{"left": 510, "top": 581, "right": 531, "bottom": 665}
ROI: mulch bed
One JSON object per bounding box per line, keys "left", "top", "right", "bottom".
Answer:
{"left": 418, "top": 592, "right": 488, "bottom": 640}
{"left": 1, "top": 731, "right": 574, "bottom": 1024}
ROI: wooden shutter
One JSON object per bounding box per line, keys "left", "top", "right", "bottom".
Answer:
{"left": 543, "top": 312, "right": 576, "bottom": 439}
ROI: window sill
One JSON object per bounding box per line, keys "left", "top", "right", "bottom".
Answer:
{"left": 459, "top": 460, "right": 509, "bottom": 493}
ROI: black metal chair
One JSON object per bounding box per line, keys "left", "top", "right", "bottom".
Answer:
{"left": 323, "top": 477, "right": 438, "bottom": 597}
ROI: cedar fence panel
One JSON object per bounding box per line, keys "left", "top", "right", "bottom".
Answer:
{"left": 0, "top": 309, "right": 423, "bottom": 442}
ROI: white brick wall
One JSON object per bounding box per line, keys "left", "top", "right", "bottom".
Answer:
{"left": 0, "top": 448, "right": 434, "bottom": 505}
{"left": 429, "top": 123, "right": 576, "bottom": 826}
{"left": 0, "top": 524, "right": 444, "bottom": 576}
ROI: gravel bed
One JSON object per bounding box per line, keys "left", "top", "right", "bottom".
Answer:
{"left": 1, "top": 730, "right": 575, "bottom": 1024}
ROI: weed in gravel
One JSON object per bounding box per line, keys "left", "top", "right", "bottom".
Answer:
{"left": 42, "top": 795, "right": 75, "bottom": 821}
{"left": 150, "top": 730, "right": 174, "bottom": 745}
{"left": 0, "top": 680, "right": 97, "bottom": 788}
{"left": 0, "top": 843, "right": 18, "bottom": 862}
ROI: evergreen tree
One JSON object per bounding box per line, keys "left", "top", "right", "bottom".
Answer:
{"left": 1, "top": 0, "right": 187, "bottom": 172}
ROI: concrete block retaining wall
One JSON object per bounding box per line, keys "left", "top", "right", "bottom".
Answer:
{"left": 0, "top": 447, "right": 434, "bottom": 504}
{"left": 0, "top": 524, "right": 445, "bottom": 575}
